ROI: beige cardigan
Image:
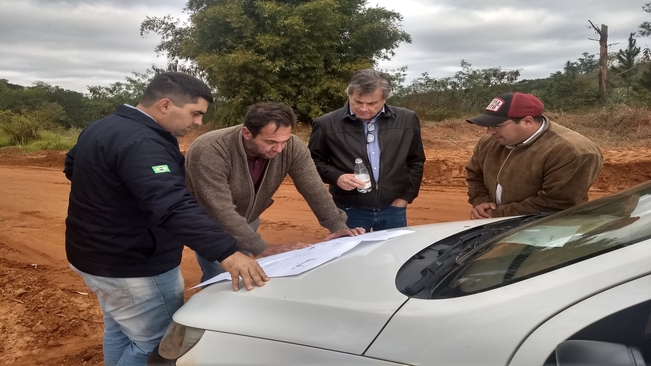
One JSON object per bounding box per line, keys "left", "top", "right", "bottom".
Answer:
{"left": 186, "top": 125, "right": 349, "bottom": 255}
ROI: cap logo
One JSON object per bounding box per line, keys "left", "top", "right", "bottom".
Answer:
{"left": 485, "top": 98, "right": 504, "bottom": 112}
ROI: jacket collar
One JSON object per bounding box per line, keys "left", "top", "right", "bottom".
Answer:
{"left": 340, "top": 101, "right": 394, "bottom": 122}
{"left": 115, "top": 104, "right": 177, "bottom": 144}
{"left": 508, "top": 116, "right": 550, "bottom": 149}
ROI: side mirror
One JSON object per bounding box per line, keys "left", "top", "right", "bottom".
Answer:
{"left": 556, "top": 340, "right": 646, "bottom": 366}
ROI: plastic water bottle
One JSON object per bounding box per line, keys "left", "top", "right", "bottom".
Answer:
{"left": 354, "top": 158, "right": 372, "bottom": 193}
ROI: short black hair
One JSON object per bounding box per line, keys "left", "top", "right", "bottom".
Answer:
{"left": 139, "top": 72, "right": 213, "bottom": 107}
{"left": 244, "top": 102, "right": 296, "bottom": 137}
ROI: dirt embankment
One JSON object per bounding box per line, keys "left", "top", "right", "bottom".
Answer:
{"left": 421, "top": 147, "right": 651, "bottom": 192}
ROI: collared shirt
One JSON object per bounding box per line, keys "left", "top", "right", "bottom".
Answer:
{"left": 247, "top": 156, "right": 268, "bottom": 192}
{"left": 124, "top": 104, "right": 156, "bottom": 123}
{"left": 506, "top": 117, "right": 548, "bottom": 150}
{"left": 350, "top": 107, "right": 385, "bottom": 183}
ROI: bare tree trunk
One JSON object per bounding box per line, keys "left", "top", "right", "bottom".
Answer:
{"left": 589, "top": 21, "right": 608, "bottom": 104}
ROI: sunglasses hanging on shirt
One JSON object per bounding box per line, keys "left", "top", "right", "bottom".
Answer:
{"left": 366, "top": 122, "right": 376, "bottom": 143}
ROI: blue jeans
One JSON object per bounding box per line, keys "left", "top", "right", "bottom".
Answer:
{"left": 71, "top": 265, "right": 184, "bottom": 366}
{"left": 338, "top": 204, "right": 407, "bottom": 232}
{"left": 196, "top": 217, "right": 260, "bottom": 283}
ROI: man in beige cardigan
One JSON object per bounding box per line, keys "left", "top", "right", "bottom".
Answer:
{"left": 186, "top": 102, "right": 364, "bottom": 282}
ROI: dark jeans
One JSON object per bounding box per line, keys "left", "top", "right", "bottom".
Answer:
{"left": 337, "top": 204, "right": 407, "bottom": 232}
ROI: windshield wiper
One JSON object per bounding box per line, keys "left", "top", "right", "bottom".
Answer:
{"left": 455, "top": 212, "right": 552, "bottom": 266}
{"left": 397, "top": 213, "right": 551, "bottom": 298}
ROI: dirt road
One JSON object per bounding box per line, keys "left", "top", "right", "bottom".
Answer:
{"left": 0, "top": 165, "right": 475, "bottom": 365}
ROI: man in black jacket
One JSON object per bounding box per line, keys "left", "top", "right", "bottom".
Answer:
{"left": 308, "top": 69, "right": 425, "bottom": 232}
{"left": 64, "top": 72, "right": 268, "bottom": 366}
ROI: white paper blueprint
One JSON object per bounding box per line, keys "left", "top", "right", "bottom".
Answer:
{"left": 191, "top": 229, "right": 414, "bottom": 289}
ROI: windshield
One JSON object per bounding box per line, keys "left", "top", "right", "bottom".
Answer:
{"left": 399, "top": 181, "right": 651, "bottom": 299}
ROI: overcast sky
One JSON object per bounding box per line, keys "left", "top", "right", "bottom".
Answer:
{"left": 1, "top": 0, "right": 649, "bottom": 93}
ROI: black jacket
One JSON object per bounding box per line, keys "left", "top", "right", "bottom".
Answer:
{"left": 308, "top": 102, "right": 425, "bottom": 211}
{"left": 64, "top": 105, "right": 237, "bottom": 278}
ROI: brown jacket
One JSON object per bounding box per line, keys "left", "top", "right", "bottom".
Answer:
{"left": 466, "top": 120, "right": 603, "bottom": 217}
{"left": 186, "top": 125, "right": 349, "bottom": 255}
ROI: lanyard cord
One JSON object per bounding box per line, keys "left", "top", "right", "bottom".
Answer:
{"left": 496, "top": 149, "right": 515, "bottom": 186}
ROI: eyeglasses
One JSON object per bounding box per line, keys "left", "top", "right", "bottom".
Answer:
{"left": 487, "top": 119, "right": 518, "bottom": 131}
{"left": 366, "top": 122, "right": 376, "bottom": 143}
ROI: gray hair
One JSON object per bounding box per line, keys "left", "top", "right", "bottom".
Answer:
{"left": 345, "top": 69, "right": 392, "bottom": 99}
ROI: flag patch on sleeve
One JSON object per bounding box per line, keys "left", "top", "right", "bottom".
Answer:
{"left": 152, "top": 165, "right": 171, "bottom": 174}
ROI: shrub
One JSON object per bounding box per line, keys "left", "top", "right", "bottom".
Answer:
{"left": 0, "top": 133, "right": 10, "bottom": 148}
{"left": 0, "top": 114, "right": 40, "bottom": 145}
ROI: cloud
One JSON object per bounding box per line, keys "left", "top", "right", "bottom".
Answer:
{"left": 1, "top": 0, "right": 649, "bottom": 92}
{"left": 0, "top": 0, "right": 185, "bottom": 91}
{"left": 374, "top": 0, "right": 649, "bottom": 81}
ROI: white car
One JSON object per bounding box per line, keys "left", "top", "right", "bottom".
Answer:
{"left": 149, "top": 181, "right": 651, "bottom": 366}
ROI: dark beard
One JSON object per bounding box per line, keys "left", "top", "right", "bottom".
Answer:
{"left": 243, "top": 139, "right": 268, "bottom": 158}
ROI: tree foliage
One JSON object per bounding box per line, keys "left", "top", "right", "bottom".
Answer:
{"left": 85, "top": 71, "right": 154, "bottom": 122}
{"left": 141, "top": 0, "right": 411, "bottom": 124}
{"left": 563, "top": 52, "right": 600, "bottom": 76}
{"left": 610, "top": 33, "right": 641, "bottom": 97}
{"left": 395, "top": 61, "right": 520, "bottom": 120}
{"left": 639, "top": 3, "right": 651, "bottom": 37}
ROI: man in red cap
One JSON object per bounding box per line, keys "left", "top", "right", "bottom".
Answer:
{"left": 465, "top": 92, "right": 603, "bottom": 219}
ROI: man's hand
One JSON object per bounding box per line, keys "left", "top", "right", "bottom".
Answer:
{"left": 336, "top": 174, "right": 367, "bottom": 191}
{"left": 257, "top": 242, "right": 312, "bottom": 258}
{"left": 323, "top": 227, "right": 366, "bottom": 241}
{"left": 220, "top": 251, "right": 269, "bottom": 291}
{"left": 470, "top": 202, "right": 497, "bottom": 220}
{"left": 390, "top": 198, "right": 408, "bottom": 208}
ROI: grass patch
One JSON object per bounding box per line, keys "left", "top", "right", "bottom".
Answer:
{"left": 0, "top": 133, "right": 10, "bottom": 148}
{"left": 20, "top": 129, "right": 79, "bottom": 153}
{"left": 549, "top": 104, "right": 651, "bottom": 147}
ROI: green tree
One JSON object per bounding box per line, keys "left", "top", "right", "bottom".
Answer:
{"left": 610, "top": 33, "right": 641, "bottom": 97}
{"left": 446, "top": 60, "right": 520, "bottom": 112}
{"left": 0, "top": 80, "right": 49, "bottom": 112}
{"left": 22, "top": 101, "right": 70, "bottom": 130}
{"left": 141, "top": 0, "right": 411, "bottom": 124}
{"left": 637, "top": 4, "right": 651, "bottom": 102}
{"left": 639, "top": 2, "right": 651, "bottom": 36}
{"left": 41, "top": 83, "right": 91, "bottom": 128}
{"left": 563, "top": 52, "right": 599, "bottom": 75}
{"left": 538, "top": 71, "right": 599, "bottom": 111}
{"left": 0, "top": 80, "right": 94, "bottom": 128}
{"left": 85, "top": 71, "right": 154, "bottom": 122}
{"left": 394, "top": 61, "right": 520, "bottom": 120}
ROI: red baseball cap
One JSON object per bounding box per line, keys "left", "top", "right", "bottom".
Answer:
{"left": 467, "top": 92, "right": 544, "bottom": 127}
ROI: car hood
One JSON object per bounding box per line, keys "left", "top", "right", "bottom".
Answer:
{"left": 173, "top": 220, "right": 489, "bottom": 354}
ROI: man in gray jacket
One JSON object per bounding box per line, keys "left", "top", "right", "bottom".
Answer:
{"left": 186, "top": 102, "right": 364, "bottom": 282}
